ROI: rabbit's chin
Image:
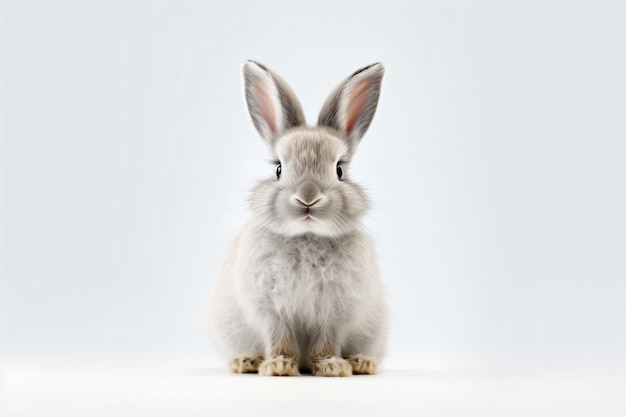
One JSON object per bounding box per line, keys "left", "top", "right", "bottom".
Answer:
{"left": 270, "top": 216, "right": 355, "bottom": 238}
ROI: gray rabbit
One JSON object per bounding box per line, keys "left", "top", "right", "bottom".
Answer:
{"left": 207, "top": 62, "right": 388, "bottom": 376}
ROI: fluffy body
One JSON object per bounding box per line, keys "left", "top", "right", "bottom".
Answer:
{"left": 207, "top": 62, "right": 388, "bottom": 376}
{"left": 208, "top": 208, "right": 387, "bottom": 371}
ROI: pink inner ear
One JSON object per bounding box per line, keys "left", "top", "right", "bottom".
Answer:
{"left": 345, "top": 79, "right": 371, "bottom": 134}
{"left": 254, "top": 78, "right": 277, "bottom": 133}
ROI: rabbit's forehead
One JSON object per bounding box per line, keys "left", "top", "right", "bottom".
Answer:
{"left": 276, "top": 131, "right": 348, "bottom": 164}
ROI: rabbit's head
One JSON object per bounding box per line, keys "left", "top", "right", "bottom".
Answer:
{"left": 242, "top": 61, "right": 384, "bottom": 237}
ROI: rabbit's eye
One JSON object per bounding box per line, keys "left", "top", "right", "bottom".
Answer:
{"left": 336, "top": 164, "right": 343, "bottom": 180}
{"left": 276, "top": 164, "right": 282, "bottom": 180}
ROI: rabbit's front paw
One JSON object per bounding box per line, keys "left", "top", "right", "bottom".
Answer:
{"left": 345, "top": 354, "right": 377, "bottom": 375}
{"left": 229, "top": 354, "right": 264, "bottom": 373}
{"left": 258, "top": 355, "right": 300, "bottom": 376}
{"left": 312, "top": 357, "right": 352, "bottom": 377}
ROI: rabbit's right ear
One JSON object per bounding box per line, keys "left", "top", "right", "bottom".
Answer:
{"left": 242, "top": 61, "right": 306, "bottom": 144}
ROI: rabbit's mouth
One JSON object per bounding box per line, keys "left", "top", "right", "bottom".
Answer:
{"left": 303, "top": 207, "right": 314, "bottom": 221}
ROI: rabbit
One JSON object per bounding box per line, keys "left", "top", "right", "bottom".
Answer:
{"left": 207, "top": 61, "right": 388, "bottom": 377}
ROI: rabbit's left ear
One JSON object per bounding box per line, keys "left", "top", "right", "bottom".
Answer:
{"left": 243, "top": 61, "right": 306, "bottom": 145}
{"left": 318, "top": 63, "right": 385, "bottom": 149}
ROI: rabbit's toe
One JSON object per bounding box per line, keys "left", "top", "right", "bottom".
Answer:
{"left": 312, "top": 357, "right": 352, "bottom": 377}
{"left": 229, "top": 354, "right": 264, "bottom": 373}
{"left": 258, "top": 355, "right": 300, "bottom": 376}
{"left": 345, "top": 354, "right": 377, "bottom": 375}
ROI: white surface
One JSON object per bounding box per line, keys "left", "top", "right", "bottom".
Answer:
{"left": 2, "top": 361, "right": 625, "bottom": 417}
{"left": 1, "top": 0, "right": 625, "bottom": 401}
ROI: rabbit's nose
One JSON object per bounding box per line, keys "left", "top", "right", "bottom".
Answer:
{"left": 295, "top": 182, "right": 322, "bottom": 206}
{"left": 295, "top": 197, "right": 321, "bottom": 208}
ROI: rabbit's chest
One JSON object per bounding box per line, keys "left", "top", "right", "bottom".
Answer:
{"left": 250, "top": 234, "right": 364, "bottom": 321}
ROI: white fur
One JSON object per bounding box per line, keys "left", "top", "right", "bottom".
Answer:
{"left": 207, "top": 62, "right": 388, "bottom": 375}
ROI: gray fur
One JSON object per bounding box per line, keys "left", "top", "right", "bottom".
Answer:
{"left": 208, "top": 62, "right": 388, "bottom": 375}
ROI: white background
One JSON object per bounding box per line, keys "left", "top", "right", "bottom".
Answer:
{"left": 1, "top": 1, "right": 625, "bottom": 415}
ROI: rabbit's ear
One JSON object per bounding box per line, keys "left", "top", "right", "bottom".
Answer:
{"left": 318, "top": 63, "right": 385, "bottom": 149}
{"left": 242, "top": 61, "right": 306, "bottom": 144}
